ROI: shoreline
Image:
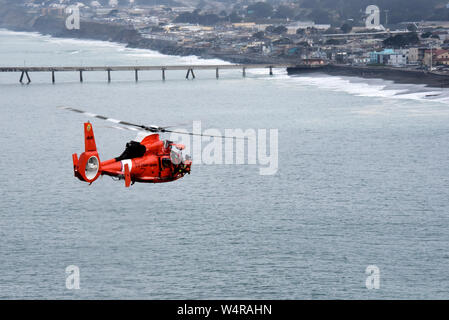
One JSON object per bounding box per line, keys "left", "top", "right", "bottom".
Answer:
{"left": 2, "top": 5, "right": 449, "bottom": 88}
{"left": 287, "top": 65, "right": 449, "bottom": 88}
{"left": 0, "top": 5, "right": 288, "bottom": 65}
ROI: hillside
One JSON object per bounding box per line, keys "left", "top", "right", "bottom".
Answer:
{"left": 297, "top": 0, "right": 449, "bottom": 25}
{"left": 2, "top": 0, "right": 449, "bottom": 26}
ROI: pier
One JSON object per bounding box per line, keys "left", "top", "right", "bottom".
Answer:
{"left": 0, "top": 64, "right": 294, "bottom": 84}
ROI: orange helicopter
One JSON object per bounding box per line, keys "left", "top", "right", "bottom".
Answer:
{"left": 60, "top": 106, "right": 235, "bottom": 187}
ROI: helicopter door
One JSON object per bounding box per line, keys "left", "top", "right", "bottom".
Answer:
{"left": 159, "top": 156, "right": 172, "bottom": 178}
{"left": 115, "top": 141, "right": 146, "bottom": 162}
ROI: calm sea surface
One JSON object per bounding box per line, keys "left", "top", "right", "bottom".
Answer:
{"left": 0, "top": 29, "right": 448, "bottom": 299}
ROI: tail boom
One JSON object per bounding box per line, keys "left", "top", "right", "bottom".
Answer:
{"left": 73, "top": 123, "right": 101, "bottom": 183}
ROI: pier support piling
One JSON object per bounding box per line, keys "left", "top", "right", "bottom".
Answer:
{"left": 162, "top": 68, "right": 166, "bottom": 81}
{"left": 79, "top": 70, "right": 83, "bottom": 83}
{"left": 19, "top": 71, "right": 31, "bottom": 84}
{"left": 25, "top": 71, "right": 31, "bottom": 84}
{"left": 52, "top": 71, "right": 55, "bottom": 84}
{"left": 135, "top": 69, "right": 138, "bottom": 82}
{"left": 186, "top": 68, "right": 195, "bottom": 79}
{"left": 107, "top": 70, "right": 111, "bottom": 82}
{"left": 216, "top": 68, "right": 219, "bottom": 79}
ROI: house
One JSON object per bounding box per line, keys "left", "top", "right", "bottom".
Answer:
{"left": 232, "top": 23, "right": 256, "bottom": 29}
{"left": 388, "top": 49, "right": 408, "bottom": 67}
{"left": 369, "top": 49, "right": 394, "bottom": 64}
{"left": 423, "top": 48, "right": 449, "bottom": 66}
{"left": 408, "top": 48, "right": 420, "bottom": 63}
{"left": 368, "top": 49, "right": 409, "bottom": 66}
{"left": 434, "top": 49, "right": 449, "bottom": 65}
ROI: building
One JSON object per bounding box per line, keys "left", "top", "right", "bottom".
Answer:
{"left": 302, "top": 58, "right": 327, "bottom": 66}
{"left": 388, "top": 49, "right": 408, "bottom": 66}
{"left": 423, "top": 49, "right": 449, "bottom": 66}
{"left": 287, "top": 21, "right": 331, "bottom": 31}
{"left": 408, "top": 48, "right": 419, "bottom": 63}
{"left": 434, "top": 49, "right": 449, "bottom": 65}
{"left": 232, "top": 23, "right": 256, "bottom": 29}
{"left": 369, "top": 49, "right": 394, "bottom": 64}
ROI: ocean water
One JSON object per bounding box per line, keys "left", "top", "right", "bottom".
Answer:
{"left": 0, "top": 29, "right": 449, "bottom": 299}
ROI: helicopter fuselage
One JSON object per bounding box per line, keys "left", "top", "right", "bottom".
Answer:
{"left": 72, "top": 123, "right": 191, "bottom": 187}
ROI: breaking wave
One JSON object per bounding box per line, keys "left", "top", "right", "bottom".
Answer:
{"left": 284, "top": 71, "right": 449, "bottom": 104}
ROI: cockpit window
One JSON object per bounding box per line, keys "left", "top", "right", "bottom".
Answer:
{"left": 170, "top": 149, "right": 183, "bottom": 165}
{"left": 161, "top": 157, "right": 171, "bottom": 169}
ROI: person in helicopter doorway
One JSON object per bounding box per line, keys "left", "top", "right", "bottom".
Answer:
{"left": 114, "top": 141, "right": 146, "bottom": 162}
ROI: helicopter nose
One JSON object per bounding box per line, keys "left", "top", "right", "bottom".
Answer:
{"left": 183, "top": 160, "right": 192, "bottom": 174}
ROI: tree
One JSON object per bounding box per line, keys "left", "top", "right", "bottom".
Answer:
{"left": 199, "top": 14, "right": 220, "bottom": 26}
{"left": 150, "top": 26, "right": 165, "bottom": 32}
{"left": 228, "top": 12, "right": 242, "bottom": 23}
{"left": 306, "top": 27, "right": 319, "bottom": 34}
{"left": 173, "top": 11, "right": 221, "bottom": 25}
{"left": 341, "top": 23, "right": 352, "bottom": 33}
{"left": 252, "top": 31, "right": 265, "bottom": 39}
{"left": 265, "top": 25, "right": 275, "bottom": 33}
{"left": 274, "top": 5, "right": 294, "bottom": 19}
{"left": 307, "top": 8, "right": 332, "bottom": 24}
{"left": 247, "top": 2, "right": 273, "bottom": 19}
{"left": 255, "top": 0, "right": 447, "bottom": 26}
{"left": 383, "top": 33, "right": 420, "bottom": 47}
{"left": 272, "top": 25, "right": 288, "bottom": 34}
{"left": 326, "top": 38, "right": 345, "bottom": 45}
{"left": 324, "top": 27, "right": 339, "bottom": 34}
{"left": 407, "top": 24, "right": 418, "bottom": 32}
{"left": 173, "top": 11, "right": 199, "bottom": 24}
{"left": 302, "top": 0, "right": 319, "bottom": 9}
{"left": 273, "top": 37, "right": 293, "bottom": 45}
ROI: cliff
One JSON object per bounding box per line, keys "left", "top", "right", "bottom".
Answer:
{"left": 0, "top": 6, "right": 140, "bottom": 43}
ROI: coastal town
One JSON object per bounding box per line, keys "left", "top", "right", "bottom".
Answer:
{"left": 4, "top": 0, "right": 449, "bottom": 73}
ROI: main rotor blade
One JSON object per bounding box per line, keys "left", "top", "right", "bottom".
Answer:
{"left": 163, "top": 122, "right": 190, "bottom": 129}
{"left": 58, "top": 106, "right": 160, "bottom": 131}
{"left": 58, "top": 106, "right": 246, "bottom": 139}
{"left": 164, "top": 129, "right": 246, "bottom": 140}
{"left": 97, "top": 124, "right": 143, "bottom": 132}
{"left": 98, "top": 126, "right": 244, "bottom": 140}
